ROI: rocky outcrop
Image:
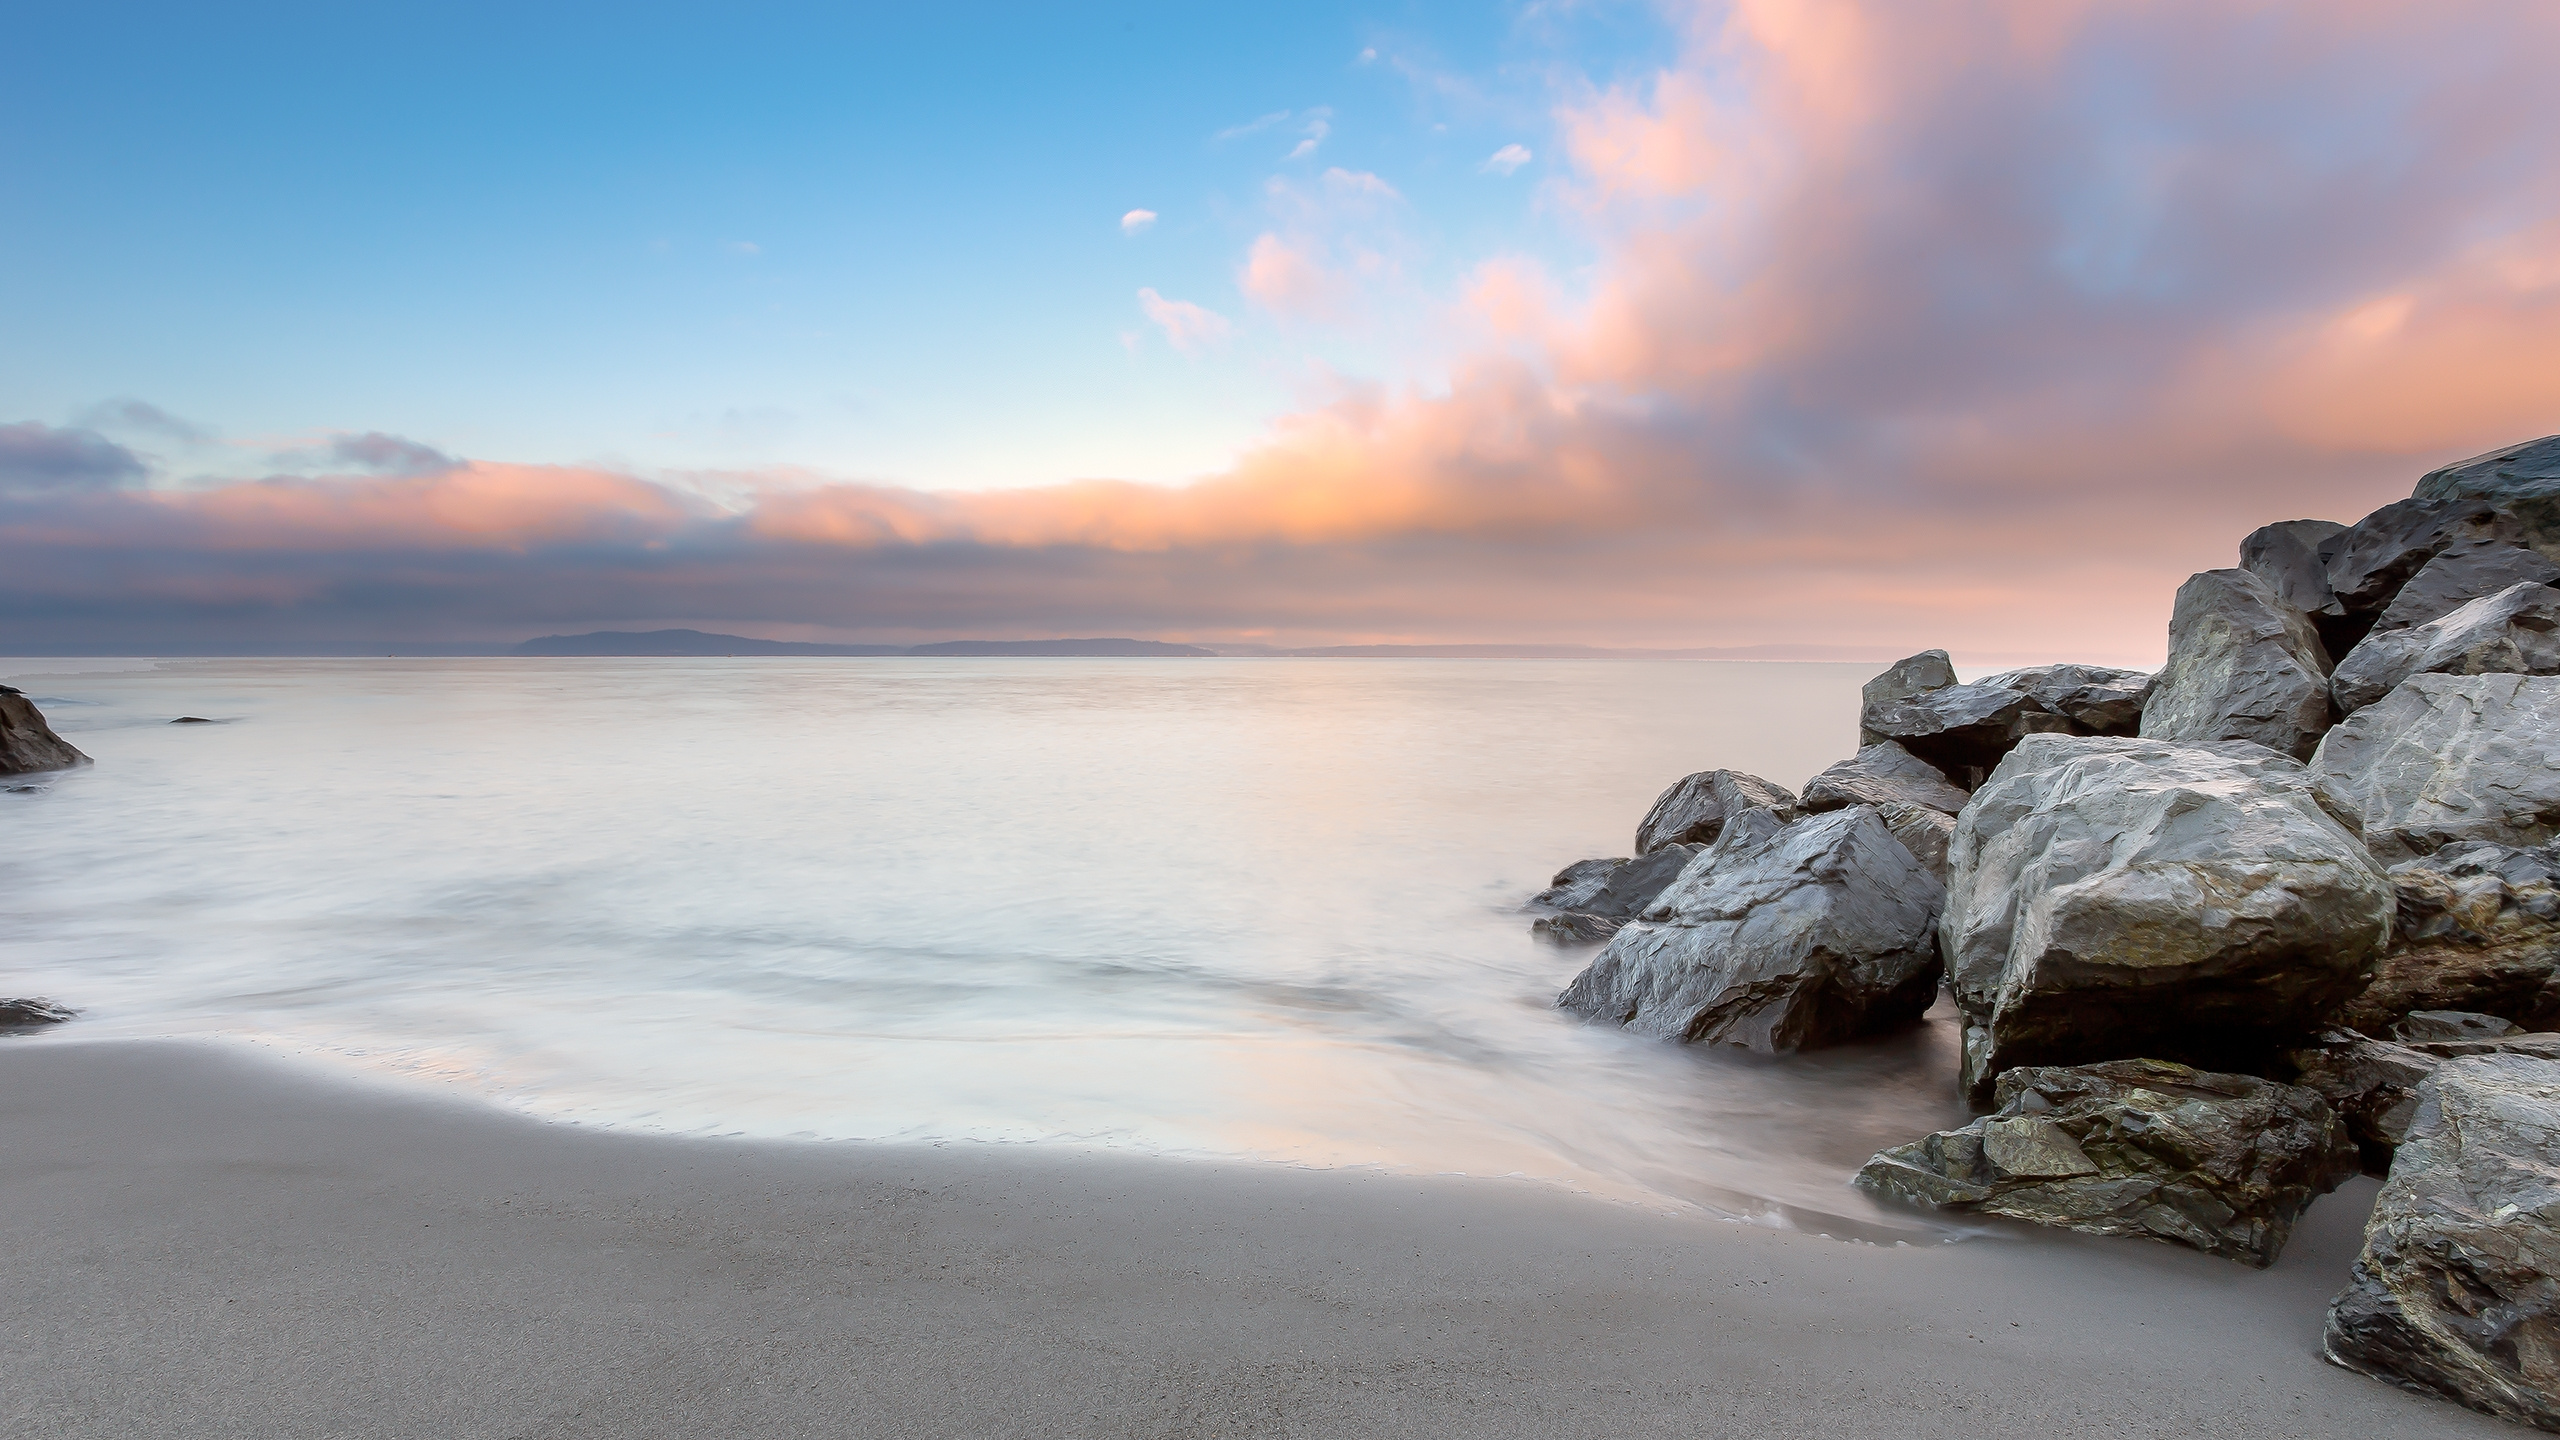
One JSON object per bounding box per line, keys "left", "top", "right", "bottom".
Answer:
{"left": 1800, "top": 741, "right": 1971, "bottom": 816}
{"left": 1855, "top": 1058, "right": 2358, "bottom": 1267}
{"left": 2138, "top": 569, "right": 2335, "bottom": 759}
{"left": 1559, "top": 807, "right": 1942, "bottom": 1052}
{"left": 1978, "top": 664, "right": 2152, "bottom": 735}
{"left": 2323, "top": 497, "right": 2522, "bottom": 622}
{"left": 2310, "top": 673, "right": 2560, "bottom": 865}
{"left": 2329, "top": 840, "right": 2560, "bottom": 1032}
{"left": 2241, "top": 518, "right": 2349, "bottom": 616}
{"left": 2330, "top": 582, "right": 2560, "bottom": 714}
{"left": 2286, "top": 1027, "right": 2560, "bottom": 1171}
{"left": 1861, "top": 683, "right": 2079, "bottom": 790}
{"left": 2416, "top": 432, "right": 2560, "bottom": 565}
{"left": 1529, "top": 845, "right": 1701, "bottom": 945}
{"left": 1944, "top": 735, "right": 2392, "bottom": 1102}
{"left": 1631, "top": 770, "right": 1798, "bottom": 855}
{"left": 1857, "top": 650, "right": 1958, "bottom": 747}
{"left": 2367, "top": 541, "right": 2560, "bottom": 635}
{"left": 2324, "top": 1053, "right": 2560, "bottom": 1429}
{"left": 0, "top": 686, "right": 89, "bottom": 777}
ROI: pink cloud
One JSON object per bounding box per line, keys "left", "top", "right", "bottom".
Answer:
{"left": 1134, "top": 288, "right": 1232, "bottom": 354}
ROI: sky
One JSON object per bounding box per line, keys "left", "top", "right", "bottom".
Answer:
{"left": 4, "top": 0, "right": 2557, "bottom": 662}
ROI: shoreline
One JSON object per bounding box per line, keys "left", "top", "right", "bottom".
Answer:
{"left": 4, "top": 1037, "right": 2505, "bottom": 1438}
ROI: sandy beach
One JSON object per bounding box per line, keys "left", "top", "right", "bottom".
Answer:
{"left": 1, "top": 1039, "right": 2506, "bottom": 1440}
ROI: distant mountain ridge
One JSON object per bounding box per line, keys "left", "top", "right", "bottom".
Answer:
{"left": 514, "top": 630, "right": 1214, "bottom": 657}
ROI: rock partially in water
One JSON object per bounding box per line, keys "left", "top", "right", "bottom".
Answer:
{"left": 1529, "top": 845, "right": 1701, "bottom": 946}
{"left": 1799, "top": 741, "right": 1971, "bottom": 816}
{"left": 2311, "top": 673, "right": 2560, "bottom": 865}
{"left": 2333, "top": 841, "right": 2560, "bottom": 1033}
{"left": 0, "top": 998, "right": 78, "bottom": 1032}
{"left": 2240, "top": 518, "right": 2349, "bottom": 617}
{"left": 2287, "top": 1028, "right": 2560, "bottom": 1172}
{"left": 2324, "top": 1053, "right": 2560, "bottom": 1429}
{"left": 2367, "top": 542, "right": 2560, "bottom": 636}
{"left": 1530, "top": 911, "right": 1626, "bottom": 946}
{"left": 171, "top": 716, "right": 215, "bottom": 725}
{"left": 2330, "top": 581, "right": 2560, "bottom": 715}
{"left": 1855, "top": 1058, "right": 2358, "bottom": 1267}
{"left": 1559, "top": 806, "right": 1942, "bottom": 1052}
{"left": 0, "top": 688, "right": 90, "bottom": 777}
{"left": 2139, "top": 568, "right": 2335, "bottom": 760}
{"left": 1978, "top": 663, "right": 2153, "bottom": 736}
{"left": 1856, "top": 650, "right": 1958, "bottom": 748}
{"left": 1944, "top": 735, "right": 2391, "bottom": 1103}
{"left": 1861, "top": 683, "right": 2078, "bottom": 790}
{"left": 2416, "top": 432, "right": 2560, "bottom": 565}
{"left": 1631, "top": 769, "right": 1797, "bottom": 855}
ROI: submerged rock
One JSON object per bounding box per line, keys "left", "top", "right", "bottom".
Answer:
{"left": 1979, "top": 664, "right": 2152, "bottom": 736}
{"left": 2311, "top": 673, "right": 2560, "bottom": 865}
{"left": 1529, "top": 845, "right": 1701, "bottom": 946}
{"left": 2139, "top": 568, "right": 2335, "bottom": 760}
{"left": 1799, "top": 741, "right": 1972, "bottom": 816}
{"left": 1559, "top": 807, "right": 1942, "bottom": 1052}
{"left": 1631, "top": 770, "right": 1797, "bottom": 855}
{"left": 2240, "top": 518, "right": 2349, "bottom": 617}
{"left": 2416, "top": 432, "right": 2560, "bottom": 565}
{"left": 1855, "top": 1058, "right": 2358, "bottom": 1267}
{"left": 1857, "top": 650, "right": 1958, "bottom": 748}
{"left": 0, "top": 998, "right": 77, "bottom": 1032}
{"left": 1944, "top": 735, "right": 2392, "bottom": 1103}
{"left": 2332, "top": 840, "right": 2560, "bottom": 1033}
{"left": 0, "top": 687, "right": 89, "bottom": 777}
{"left": 2330, "top": 582, "right": 2560, "bottom": 715}
{"left": 2324, "top": 1053, "right": 2560, "bottom": 1429}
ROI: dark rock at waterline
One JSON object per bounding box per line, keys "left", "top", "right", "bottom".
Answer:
{"left": 0, "top": 998, "right": 78, "bottom": 1032}
{"left": 2330, "top": 582, "right": 2560, "bottom": 715}
{"left": 2240, "top": 518, "right": 2350, "bottom": 617}
{"left": 1559, "top": 806, "right": 1943, "bottom": 1052}
{"left": 1943, "top": 735, "right": 2392, "bottom": 1104}
{"left": 1630, "top": 770, "right": 1797, "bottom": 855}
{"left": 1860, "top": 682, "right": 2078, "bottom": 790}
{"left": 1979, "top": 663, "right": 2153, "bottom": 736}
{"left": 2311, "top": 673, "right": 2560, "bottom": 865}
{"left": 1799, "top": 741, "right": 1971, "bottom": 816}
{"left": 1855, "top": 650, "right": 1957, "bottom": 748}
{"left": 2328, "top": 840, "right": 2560, "bottom": 1034}
{"left": 2139, "top": 568, "right": 2335, "bottom": 760}
{"left": 1530, "top": 911, "right": 1626, "bottom": 945}
{"left": 2416, "top": 432, "right": 2560, "bottom": 566}
{"left": 2286, "top": 1027, "right": 2560, "bottom": 1172}
{"left": 1529, "top": 845, "right": 1701, "bottom": 945}
{"left": 1855, "top": 1058, "right": 2358, "bottom": 1268}
{"left": 171, "top": 716, "right": 214, "bottom": 724}
{"left": 0, "top": 690, "right": 90, "bottom": 777}
{"left": 2324, "top": 1053, "right": 2560, "bottom": 1429}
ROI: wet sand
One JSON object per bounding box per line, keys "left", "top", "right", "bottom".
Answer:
{"left": 0, "top": 1039, "right": 2507, "bottom": 1439}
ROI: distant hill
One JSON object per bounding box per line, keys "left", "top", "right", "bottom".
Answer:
{"left": 512, "top": 630, "right": 1212, "bottom": 658}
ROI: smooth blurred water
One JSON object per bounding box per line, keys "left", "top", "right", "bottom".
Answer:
{"left": 1, "top": 657, "right": 1975, "bottom": 1232}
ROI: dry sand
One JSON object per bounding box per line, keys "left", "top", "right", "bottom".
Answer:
{"left": 0, "top": 1039, "right": 2511, "bottom": 1439}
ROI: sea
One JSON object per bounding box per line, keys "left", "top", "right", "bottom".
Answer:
{"left": 1, "top": 657, "right": 1978, "bottom": 1235}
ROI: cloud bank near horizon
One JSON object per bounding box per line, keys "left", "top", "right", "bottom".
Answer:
{"left": 8, "top": 0, "right": 2558, "bottom": 663}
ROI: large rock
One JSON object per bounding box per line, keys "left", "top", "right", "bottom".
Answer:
{"left": 1861, "top": 683, "right": 2078, "bottom": 790}
{"left": 1944, "top": 735, "right": 2393, "bottom": 1103}
{"left": 1978, "top": 664, "right": 2152, "bottom": 735}
{"left": 1800, "top": 741, "right": 1972, "bottom": 816}
{"left": 2331, "top": 840, "right": 2560, "bottom": 1032}
{"left": 0, "top": 686, "right": 89, "bottom": 777}
{"left": 2330, "top": 582, "right": 2560, "bottom": 714}
{"left": 1528, "top": 845, "right": 1701, "bottom": 945}
{"left": 2368, "top": 541, "right": 2560, "bottom": 635}
{"left": 1558, "top": 807, "right": 1943, "bottom": 1051}
{"left": 2240, "top": 518, "right": 2349, "bottom": 616}
{"left": 1854, "top": 1058, "right": 2358, "bottom": 1267}
{"left": 2139, "top": 568, "right": 2335, "bottom": 760}
{"left": 1874, "top": 800, "right": 1957, "bottom": 882}
{"left": 2323, "top": 497, "right": 2523, "bottom": 623}
{"left": 2416, "top": 432, "right": 2560, "bottom": 565}
{"left": 2286, "top": 1027, "right": 2560, "bottom": 1172}
{"left": 2310, "top": 673, "right": 2560, "bottom": 865}
{"left": 1631, "top": 770, "right": 1797, "bottom": 855}
{"left": 1856, "top": 650, "right": 1957, "bottom": 747}
{"left": 2323, "top": 1053, "right": 2560, "bottom": 1429}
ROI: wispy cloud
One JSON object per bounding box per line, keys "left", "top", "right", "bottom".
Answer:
{"left": 1119, "top": 209, "right": 1158, "bottom": 236}
{"left": 1135, "top": 288, "right": 1232, "bottom": 354}
{"left": 1480, "top": 144, "right": 1532, "bottom": 176}
{"left": 1213, "top": 109, "right": 1292, "bottom": 142}
{"left": 1286, "top": 111, "right": 1333, "bottom": 160}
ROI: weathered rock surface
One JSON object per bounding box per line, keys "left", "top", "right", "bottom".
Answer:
{"left": 1979, "top": 664, "right": 2152, "bottom": 735}
{"left": 1944, "top": 735, "right": 2393, "bottom": 1102}
{"left": 1631, "top": 770, "right": 1798, "bottom": 855}
{"left": 1529, "top": 845, "right": 1701, "bottom": 946}
{"left": 0, "top": 998, "right": 78, "bottom": 1031}
{"left": 1875, "top": 800, "right": 1957, "bottom": 882}
{"left": 1800, "top": 741, "right": 1972, "bottom": 816}
{"left": 1857, "top": 650, "right": 1958, "bottom": 747}
{"left": 1559, "top": 806, "right": 1943, "bottom": 1051}
{"left": 2417, "top": 432, "right": 2560, "bottom": 565}
{"left": 0, "top": 686, "right": 90, "bottom": 777}
{"left": 1855, "top": 1058, "right": 2358, "bottom": 1267}
{"left": 2396, "top": 1010, "right": 2523, "bottom": 1042}
{"left": 1862, "top": 683, "right": 2079, "bottom": 789}
{"left": 2311, "top": 673, "right": 2560, "bottom": 865}
{"left": 1530, "top": 911, "right": 1626, "bottom": 946}
{"left": 2240, "top": 518, "right": 2349, "bottom": 616}
{"left": 2324, "top": 1053, "right": 2560, "bottom": 1429}
{"left": 2369, "top": 541, "right": 2560, "bottom": 635}
{"left": 2139, "top": 568, "right": 2335, "bottom": 759}
{"left": 2323, "top": 497, "right": 2524, "bottom": 622}
{"left": 2331, "top": 582, "right": 2560, "bottom": 714}
{"left": 2285, "top": 1028, "right": 2560, "bottom": 1172}
{"left": 2332, "top": 840, "right": 2560, "bottom": 1032}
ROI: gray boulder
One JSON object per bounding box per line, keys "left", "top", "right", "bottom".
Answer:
{"left": 2139, "top": 568, "right": 2335, "bottom": 759}
{"left": 2324, "top": 1053, "right": 2560, "bottom": 1429}
{"left": 1558, "top": 806, "right": 1943, "bottom": 1052}
{"left": 1529, "top": 845, "right": 1701, "bottom": 946}
{"left": 2310, "top": 673, "right": 2560, "bottom": 865}
{"left": 2395, "top": 1010, "right": 2523, "bottom": 1043}
{"left": 2368, "top": 540, "right": 2560, "bottom": 635}
{"left": 2416, "top": 432, "right": 2560, "bottom": 565}
{"left": 1854, "top": 1058, "right": 2358, "bottom": 1267}
{"left": 2332, "top": 839, "right": 2560, "bottom": 1033}
{"left": 1862, "top": 682, "right": 2078, "bottom": 790}
{"left": 1800, "top": 741, "right": 1972, "bottom": 816}
{"left": 0, "top": 687, "right": 89, "bottom": 777}
{"left": 2323, "top": 496, "right": 2523, "bottom": 622}
{"left": 2331, "top": 582, "right": 2560, "bottom": 714}
{"left": 1631, "top": 770, "right": 1797, "bottom": 855}
{"left": 2286, "top": 1028, "right": 2560, "bottom": 1171}
{"left": 1945, "top": 735, "right": 2393, "bottom": 1103}
{"left": 1857, "top": 650, "right": 1957, "bottom": 747}
{"left": 1979, "top": 663, "right": 2152, "bottom": 735}
{"left": 1875, "top": 800, "right": 1957, "bottom": 882}
{"left": 2240, "top": 518, "right": 2349, "bottom": 616}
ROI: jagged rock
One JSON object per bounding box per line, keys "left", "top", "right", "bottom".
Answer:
{"left": 1800, "top": 741, "right": 1971, "bottom": 816}
{"left": 1875, "top": 800, "right": 1956, "bottom": 882}
{"left": 1529, "top": 845, "right": 1702, "bottom": 946}
{"left": 1854, "top": 1058, "right": 2357, "bottom": 1267}
{"left": 0, "top": 687, "right": 90, "bottom": 777}
{"left": 1531, "top": 912, "right": 1626, "bottom": 946}
{"left": 2324, "top": 1054, "right": 2560, "bottom": 1429}
{"left": 2395, "top": 1010, "right": 2523, "bottom": 1043}
{"left": 2241, "top": 518, "right": 2349, "bottom": 615}
{"left": 2139, "top": 568, "right": 2335, "bottom": 759}
{"left": 2416, "top": 432, "right": 2560, "bottom": 565}
{"left": 2368, "top": 541, "right": 2560, "bottom": 635}
{"left": 2323, "top": 497, "right": 2524, "bottom": 621}
{"left": 0, "top": 998, "right": 77, "bottom": 1031}
{"left": 1857, "top": 650, "right": 1958, "bottom": 747}
{"left": 1631, "top": 770, "right": 1797, "bottom": 855}
{"left": 2331, "top": 840, "right": 2560, "bottom": 1032}
{"left": 1978, "top": 664, "right": 2152, "bottom": 735}
{"left": 2284, "top": 1028, "right": 2560, "bottom": 1172}
{"left": 1558, "top": 807, "right": 1943, "bottom": 1051}
{"left": 1944, "top": 735, "right": 2392, "bottom": 1103}
{"left": 1861, "top": 683, "right": 2078, "bottom": 790}
{"left": 2330, "top": 582, "right": 2560, "bottom": 714}
{"left": 2310, "top": 673, "right": 2560, "bottom": 865}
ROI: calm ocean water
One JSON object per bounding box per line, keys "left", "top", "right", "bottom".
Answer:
{"left": 2, "top": 657, "right": 1975, "bottom": 1232}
